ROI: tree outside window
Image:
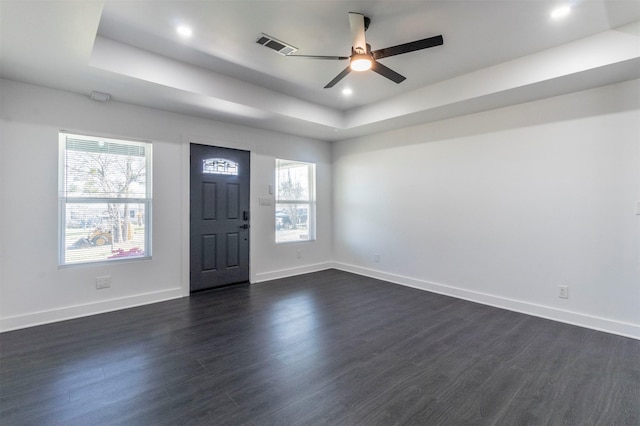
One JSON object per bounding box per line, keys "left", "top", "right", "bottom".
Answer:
{"left": 59, "top": 133, "right": 152, "bottom": 265}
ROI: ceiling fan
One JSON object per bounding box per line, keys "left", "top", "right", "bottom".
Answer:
{"left": 287, "top": 12, "right": 444, "bottom": 88}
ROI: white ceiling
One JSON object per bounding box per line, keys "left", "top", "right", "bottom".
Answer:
{"left": 1, "top": 0, "right": 639, "bottom": 141}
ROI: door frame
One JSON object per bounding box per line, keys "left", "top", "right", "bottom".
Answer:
{"left": 181, "top": 140, "right": 253, "bottom": 296}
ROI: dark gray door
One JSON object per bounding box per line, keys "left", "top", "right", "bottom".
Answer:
{"left": 190, "top": 144, "right": 250, "bottom": 292}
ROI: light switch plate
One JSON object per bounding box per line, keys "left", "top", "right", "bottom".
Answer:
{"left": 558, "top": 285, "right": 568, "bottom": 299}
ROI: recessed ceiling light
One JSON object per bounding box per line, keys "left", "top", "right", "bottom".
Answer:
{"left": 551, "top": 5, "right": 572, "bottom": 20}
{"left": 176, "top": 25, "right": 193, "bottom": 38}
{"left": 342, "top": 88, "right": 353, "bottom": 96}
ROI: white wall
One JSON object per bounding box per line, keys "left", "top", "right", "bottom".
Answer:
{"left": 2, "top": 78, "right": 639, "bottom": 339}
{"left": 333, "top": 79, "right": 640, "bottom": 339}
{"left": 0, "top": 79, "right": 333, "bottom": 331}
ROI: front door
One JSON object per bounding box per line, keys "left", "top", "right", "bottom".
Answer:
{"left": 190, "top": 144, "right": 250, "bottom": 292}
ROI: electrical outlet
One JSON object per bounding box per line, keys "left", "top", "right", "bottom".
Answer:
{"left": 558, "top": 285, "right": 569, "bottom": 299}
{"left": 374, "top": 253, "right": 380, "bottom": 263}
{"left": 296, "top": 250, "right": 302, "bottom": 259}
{"left": 96, "top": 276, "right": 111, "bottom": 289}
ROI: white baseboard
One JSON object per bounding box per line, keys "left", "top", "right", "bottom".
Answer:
{"left": 252, "top": 262, "right": 334, "bottom": 283}
{"left": 5, "top": 265, "right": 637, "bottom": 341}
{"left": 333, "top": 262, "right": 640, "bottom": 340}
{"left": 0, "top": 288, "right": 184, "bottom": 332}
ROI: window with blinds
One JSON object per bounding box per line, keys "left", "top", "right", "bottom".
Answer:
{"left": 59, "top": 132, "right": 152, "bottom": 265}
{"left": 275, "top": 159, "right": 316, "bottom": 243}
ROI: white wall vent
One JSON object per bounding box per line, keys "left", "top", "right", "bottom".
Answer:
{"left": 256, "top": 33, "right": 297, "bottom": 56}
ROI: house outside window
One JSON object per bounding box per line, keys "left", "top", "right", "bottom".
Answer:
{"left": 59, "top": 132, "right": 152, "bottom": 265}
{"left": 275, "top": 159, "right": 316, "bottom": 243}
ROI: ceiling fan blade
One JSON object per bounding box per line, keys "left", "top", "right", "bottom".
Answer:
{"left": 372, "top": 35, "right": 443, "bottom": 60}
{"left": 324, "top": 66, "right": 352, "bottom": 88}
{"left": 286, "top": 55, "right": 349, "bottom": 60}
{"left": 348, "top": 12, "right": 367, "bottom": 53}
{"left": 370, "top": 61, "right": 406, "bottom": 84}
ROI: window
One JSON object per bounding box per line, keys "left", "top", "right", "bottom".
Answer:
{"left": 202, "top": 158, "right": 238, "bottom": 175}
{"left": 59, "top": 132, "right": 152, "bottom": 265}
{"left": 275, "top": 159, "right": 315, "bottom": 243}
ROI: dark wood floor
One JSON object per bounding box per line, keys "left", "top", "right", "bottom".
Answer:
{"left": 1, "top": 270, "right": 639, "bottom": 425}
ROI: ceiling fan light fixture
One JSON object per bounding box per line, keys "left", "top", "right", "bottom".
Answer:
{"left": 350, "top": 54, "right": 372, "bottom": 72}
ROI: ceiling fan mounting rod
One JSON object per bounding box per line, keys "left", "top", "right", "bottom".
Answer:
{"left": 364, "top": 16, "right": 371, "bottom": 31}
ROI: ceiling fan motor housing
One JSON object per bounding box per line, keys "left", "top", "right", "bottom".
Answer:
{"left": 350, "top": 44, "right": 373, "bottom": 71}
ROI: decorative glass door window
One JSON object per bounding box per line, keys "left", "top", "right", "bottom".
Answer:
{"left": 202, "top": 158, "right": 238, "bottom": 175}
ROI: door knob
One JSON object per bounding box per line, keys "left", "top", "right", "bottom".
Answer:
{"left": 239, "top": 224, "right": 249, "bottom": 229}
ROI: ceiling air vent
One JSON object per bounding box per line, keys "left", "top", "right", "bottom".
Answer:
{"left": 256, "top": 33, "right": 297, "bottom": 56}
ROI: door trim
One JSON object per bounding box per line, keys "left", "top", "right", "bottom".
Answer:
{"left": 181, "top": 141, "right": 191, "bottom": 297}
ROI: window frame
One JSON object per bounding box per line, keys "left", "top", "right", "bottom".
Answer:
{"left": 275, "top": 158, "right": 316, "bottom": 244}
{"left": 58, "top": 132, "right": 153, "bottom": 266}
